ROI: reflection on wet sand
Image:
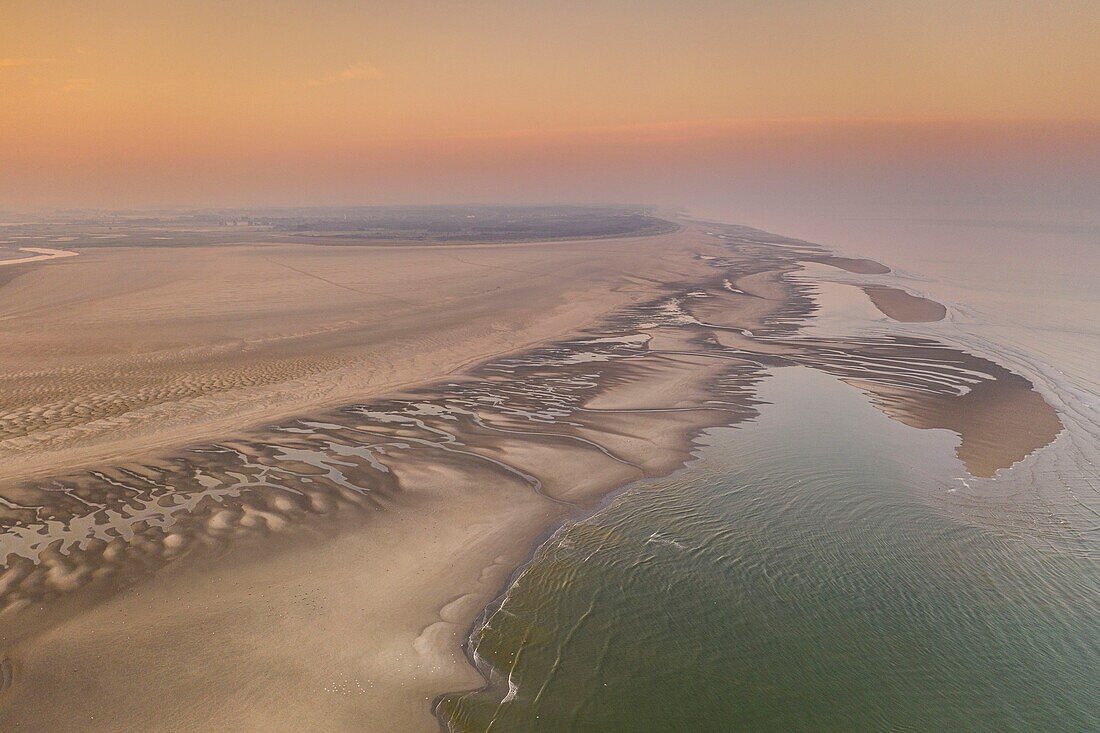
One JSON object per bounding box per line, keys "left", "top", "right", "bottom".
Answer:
{"left": 0, "top": 222, "right": 1062, "bottom": 731}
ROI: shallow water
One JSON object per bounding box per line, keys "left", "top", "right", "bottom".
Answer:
{"left": 440, "top": 367, "right": 1100, "bottom": 731}
{"left": 0, "top": 216, "right": 1093, "bottom": 729}
{"left": 715, "top": 204, "right": 1100, "bottom": 543}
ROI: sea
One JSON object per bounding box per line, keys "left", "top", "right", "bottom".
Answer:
{"left": 439, "top": 204, "right": 1100, "bottom": 731}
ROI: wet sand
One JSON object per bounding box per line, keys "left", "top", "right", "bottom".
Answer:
{"left": 0, "top": 219, "right": 1063, "bottom": 731}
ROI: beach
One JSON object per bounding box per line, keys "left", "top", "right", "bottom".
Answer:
{"left": 0, "top": 213, "right": 1070, "bottom": 731}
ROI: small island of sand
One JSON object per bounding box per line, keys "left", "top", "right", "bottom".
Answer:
{"left": 862, "top": 284, "right": 948, "bottom": 322}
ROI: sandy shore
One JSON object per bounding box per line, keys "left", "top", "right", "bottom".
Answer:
{"left": 0, "top": 219, "right": 1063, "bottom": 731}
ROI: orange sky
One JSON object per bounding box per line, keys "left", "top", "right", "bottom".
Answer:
{"left": 2, "top": 1, "right": 1098, "bottom": 209}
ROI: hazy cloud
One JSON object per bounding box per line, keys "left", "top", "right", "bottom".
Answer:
{"left": 308, "top": 62, "right": 383, "bottom": 87}
{"left": 60, "top": 78, "right": 94, "bottom": 93}
{"left": 0, "top": 57, "right": 58, "bottom": 69}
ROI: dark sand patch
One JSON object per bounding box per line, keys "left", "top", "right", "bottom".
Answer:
{"left": 797, "top": 337, "right": 1063, "bottom": 478}
{"left": 813, "top": 255, "right": 891, "bottom": 275}
{"left": 862, "top": 285, "right": 947, "bottom": 322}
{"left": 857, "top": 373, "right": 1062, "bottom": 478}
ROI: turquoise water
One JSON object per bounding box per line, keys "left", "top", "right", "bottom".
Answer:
{"left": 440, "top": 367, "right": 1100, "bottom": 731}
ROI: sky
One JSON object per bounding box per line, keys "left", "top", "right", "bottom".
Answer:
{"left": 2, "top": 0, "right": 1099, "bottom": 211}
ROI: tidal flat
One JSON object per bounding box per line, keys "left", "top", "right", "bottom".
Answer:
{"left": 0, "top": 209, "right": 1084, "bottom": 732}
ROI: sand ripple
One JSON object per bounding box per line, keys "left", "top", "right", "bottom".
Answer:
{"left": 0, "top": 227, "right": 1062, "bottom": 621}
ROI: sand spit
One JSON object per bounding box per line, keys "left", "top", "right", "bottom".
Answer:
{"left": 862, "top": 284, "right": 948, "bottom": 322}
{"left": 0, "top": 247, "right": 79, "bottom": 268}
{"left": 813, "top": 254, "right": 891, "bottom": 275}
{"left": 0, "top": 220, "right": 1062, "bottom": 732}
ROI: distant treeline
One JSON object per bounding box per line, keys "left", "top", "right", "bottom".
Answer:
{"left": 271, "top": 206, "right": 677, "bottom": 242}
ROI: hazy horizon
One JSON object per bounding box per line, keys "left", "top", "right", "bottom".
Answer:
{"left": 3, "top": 1, "right": 1098, "bottom": 212}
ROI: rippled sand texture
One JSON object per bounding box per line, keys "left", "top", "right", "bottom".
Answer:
{"left": 0, "top": 221, "right": 1062, "bottom": 731}
{"left": 0, "top": 229, "right": 710, "bottom": 486}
